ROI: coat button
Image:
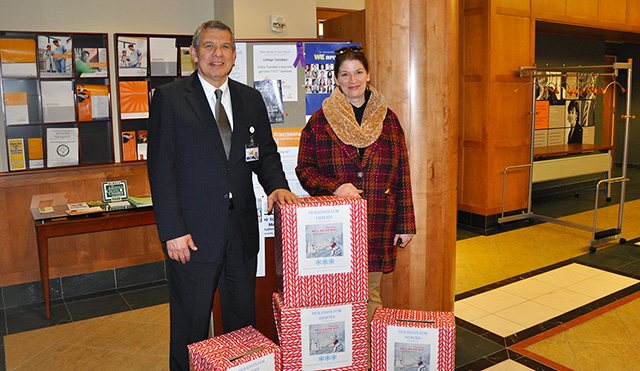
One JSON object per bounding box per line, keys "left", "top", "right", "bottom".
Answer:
{"left": 357, "top": 172, "right": 363, "bottom": 178}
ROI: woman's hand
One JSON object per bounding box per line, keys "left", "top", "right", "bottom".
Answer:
{"left": 333, "top": 183, "right": 363, "bottom": 198}
{"left": 394, "top": 234, "right": 414, "bottom": 248}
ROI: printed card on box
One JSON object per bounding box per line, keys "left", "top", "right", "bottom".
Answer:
{"left": 188, "top": 326, "right": 281, "bottom": 371}
{"left": 301, "top": 303, "right": 353, "bottom": 370}
{"left": 275, "top": 196, "right": 367, "bottom": 307}
{"left": 371, "top": 308, "right": 455, "bottom": 371}
{"left": 298, "top": 204, "right": 352, "bottom": 276}
{"left": 272, "top": 293, "right": 367, "bottom": 371}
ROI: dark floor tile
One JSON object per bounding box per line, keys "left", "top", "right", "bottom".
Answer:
{"left": 614, "top": 260, "right": 640, "bottom": 277}
{"left": 119, "top": 282, "right": 169, "bottom": 310}
{"left": 457, "top": 227, "right": 482, "bottom": 241}
{"left": 596, "top": 243, "right": 640, "bottom": 260}
{"left": 4, "top": 300, "right": 71, "bottom": 334}
{"left": 115, "top": 261, "right": 166, "bottom": 289}
{"left": 574, "top": 251, "right": 637, "bottom": 271}
{"left": 0, "top": 308, "right": 6, "bottom": 336}
{"left": 2, "top": 279, "right": 62, "bottom": 309}
{"left": 455, "top": 326, "right": 504, "bottom": 368}
{"left": 65, "top": 291, "right": 131, "bottom": 321}
{"left": 0, "top": 336, "right": 5, "bottom": 371}
{"left": 455, "top": 351, "right": 505, "bottom": 371}
{"left": 61, "top": 270, "right": 115, "bottom": 298}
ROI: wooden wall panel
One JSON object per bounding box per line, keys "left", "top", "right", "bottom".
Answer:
{"left": 322, "top": 10, "right": 366, "bottom": 51}
{"left": 628, "top": 0, "right": 640, "bottom": 28}
{"left": 494, "top": 0, "right": 530, "bottom": 14}
{"left": 566, "top": 0, "right": 598, "bottom": 20}
{"left": 459, "top": 145, "right": 489, "bottom": 211}
{"left": 532, "top": 0, "right": 566, "bottom": 18}
{"left": 491, "top": 14, "right": 532, "bottom": 75}
{"left": 463, "top": 11, "right": 488, "bottom": 76}
{"left": 461, "top": 81, "right": 488, "bottom": 141}
{"left": 598, "top": 0, "right": 626, "bottom": 25}
{"left": 0, "top": 163, "right": 162, "bottom": 287}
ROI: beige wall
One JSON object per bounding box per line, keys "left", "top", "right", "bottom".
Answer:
{"left": 317, "top": 0, "right": 365, "bottom": 10}
{"left": 222, "top": 0, "right": 317, "bottom": 38}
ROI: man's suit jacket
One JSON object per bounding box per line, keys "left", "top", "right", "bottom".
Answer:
{"left": 147, "top": 74, "right": 289, "bottom": 262}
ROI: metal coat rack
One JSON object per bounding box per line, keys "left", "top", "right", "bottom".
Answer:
{"left": 499, "top": 59, "right": 633, "bottom": 252}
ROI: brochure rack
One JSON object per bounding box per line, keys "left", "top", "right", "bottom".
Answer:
{"left": 499, "top": 60, "right": 634, "bottom": 251}
{"left": 114, "top": 33, "right": 194, "bottom": 162}
{"left": 1, "top": 31, "right": 113, "bottom": 171}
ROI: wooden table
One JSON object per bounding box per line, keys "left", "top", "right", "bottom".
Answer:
{"left": 31, "top": 205, "right": 156, "bottom": 319}
{"left": 30, "top": 205, "right": 279, "bottom": 341}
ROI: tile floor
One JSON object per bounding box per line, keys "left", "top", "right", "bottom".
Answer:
{"left": 1, "top": 168, "right": 639, "bottom": 370}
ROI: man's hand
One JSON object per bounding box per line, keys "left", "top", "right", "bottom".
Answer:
{"left": 394, "top": 233, "right": 414, "bottom": 248}
{"left": 333, "top": 183, "right": 363, "bottom": 198}
{"left": 166, "top": 234, "right": 198, "bottom": 263}
{"left": 267, "top": 189, "right": 300, "bottom": 212}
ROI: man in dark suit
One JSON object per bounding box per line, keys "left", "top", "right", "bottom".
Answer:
{"left": 147, "top": 20, "right": 299, "bottom": 371}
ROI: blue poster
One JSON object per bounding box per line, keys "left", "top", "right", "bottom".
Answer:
{"left": 304, "top": 42, "right": 359, "bottom": 115}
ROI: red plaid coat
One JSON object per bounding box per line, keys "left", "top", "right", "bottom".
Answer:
{"left": 296, "top": 108, "right": 416, "bottom": 272}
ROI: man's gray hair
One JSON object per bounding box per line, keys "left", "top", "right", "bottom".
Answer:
{"left": 192, "top": 20, "right": 235, "bottom": 50}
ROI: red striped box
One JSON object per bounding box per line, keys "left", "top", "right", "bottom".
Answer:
{"left": 275, "top": 196, "right": 367, "bottom": 308}
{"left": 370, "top": 308, "right": 455, "bottom": 371}
{"left": 272, "top": 292, "right": 367, "bottom": 371}
{"left": 188, "top": 326, "right": 281, "bottom": 371}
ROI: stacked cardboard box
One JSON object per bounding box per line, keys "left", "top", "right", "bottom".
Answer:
{"left": 188, "top": 326, "right": 281, "bottom": 371}
{"left": 370, "top": 308, "right": 455, "bottom": 371}
{"left": 273, "top": 196, "right": 368, "bottom": 370}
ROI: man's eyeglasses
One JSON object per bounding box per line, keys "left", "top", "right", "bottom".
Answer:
{"left": 334, "top": 46, "right": 363, "bottom": 55}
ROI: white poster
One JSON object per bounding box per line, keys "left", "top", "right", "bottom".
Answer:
{"left": 253, "top": 44, "right": 298, "bottom": 101}
{"left": 149, "top": 37, "right": 177, "bottom": 76}
{"left": 41, "top": 81, "right": 75, "bottom": 123}
{"left": 3, "top": 92, "right": 29, "bottom": 125}
{"left": 46, "top": 128, "right": 79, "bottom": 167}
{"left": 387, "top": 325, "right": 439, "bottom": 371}
{"left": 301, "top": 304, "right": 353, "bottom": 370}
{"left": 297, "top": 204, "right": 352, "bottom": 276}
{"left": 229, "top": 42, "right": 248, "bottom": 85}
{"left": 533, "top": 130, "right": 548, "bottom": 148}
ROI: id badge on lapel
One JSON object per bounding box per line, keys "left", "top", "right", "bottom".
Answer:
{"left": 245, "top": 126, "right": 259, "bottom": 162}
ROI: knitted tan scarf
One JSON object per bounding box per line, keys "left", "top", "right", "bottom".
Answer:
{"left": 322, "top": 85, "right": 387, "bottom": 148}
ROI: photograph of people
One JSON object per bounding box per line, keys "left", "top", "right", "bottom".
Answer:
{"left": 52, "top": 39, "right": 68, "bottom": 73}
{"left": 75, "top": 50, "right": 95, "bottom": 76}
{"left": 295, "top": 45, "right": 416, "bottom": 343}
{"left": 566, "top": 99, "right": 582, "bottom": 144}
{"left": 120, "top": 49, "right": 130, "bottom": 67}
{"left": 44, "top": 44, "right": 54, "bottom": 72}
{"left": 127, "top": 44, "right": 143, "bottom": 67}
{"left": 147, "top": 20, "right": 298, "bottom": 371}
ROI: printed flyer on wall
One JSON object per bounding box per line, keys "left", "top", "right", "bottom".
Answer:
{"left": 253, "top": 44, "right": 297, "bottom": 102}
{"left": 386, "top": 325, "right": 439, "bottom": 371}
{"left": 8, "top": 139, "right": 26, "bottom": 171}
{"left": 301, "top": 304, "right": 353, "bottom": 370}
{"left": 0, "top": 38, "right": 37, "bottom": 77}
{"left": 38, "top": 35, "right": 72, "bottom": 77}
{"left": 117, "top": 36, "right": 147, "bottom": 77}
{"left": 46, "top": 128, "right": 79, "bottom": 167}
{"left": 77, "top": 84, "right": 110, "bottom": 121}
{"left": 304, "top": 42, "right": 359, "bottom": 116}
{"left": 228, "top": 42, "right": 247, "bottom": 84}
{"left": 296, "top": 204, "right": 352, "bottom": 276}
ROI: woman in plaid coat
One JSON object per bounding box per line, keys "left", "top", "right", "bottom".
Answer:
{"left": 295, "top": 46, "right": 416, "bottom": 322}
